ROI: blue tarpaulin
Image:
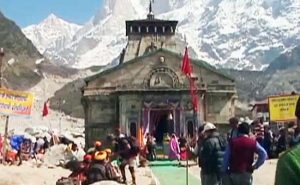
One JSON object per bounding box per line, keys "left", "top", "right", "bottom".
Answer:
{"left": 10, "top": 135, "right": 24, "bottom": 151}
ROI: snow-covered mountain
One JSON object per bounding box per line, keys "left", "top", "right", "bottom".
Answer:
{"left": 23, "top": 0, "right": 300, "bottom": 70}
{"left": 22, "top": 14, "right": 81, "bottom": 54}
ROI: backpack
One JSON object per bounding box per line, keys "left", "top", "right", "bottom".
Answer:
{"left": 117, "top": 137, "right": 140, "bottom": 158}
{"left": 127, "top": 137, "right": 140, "bottom": 156}
{"left": 105, "top": 162, "right": 121, "bottom": 181}
{"left": 88, "top": 163, "right": 108, "bottom": 183}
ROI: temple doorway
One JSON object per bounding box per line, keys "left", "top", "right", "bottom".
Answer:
{"left": 150, "top": 109, "right": 174, "bottom": 144}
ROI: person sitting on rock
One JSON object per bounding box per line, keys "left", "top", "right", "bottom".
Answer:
{"left": 69, "top": 154, "right": 92, "bottom": 184}
{"left": 87, "top": 151, "right": 110, "bottom": 184}
{"left": 87, "top": 140, "right": 102, "bottom": 158}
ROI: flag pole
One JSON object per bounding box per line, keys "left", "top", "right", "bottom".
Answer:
{"left": 0, "top": 48, "right": 10, "bottom": 164}
{"left": 186, "top": 139, "right": 189, "bottom": 185}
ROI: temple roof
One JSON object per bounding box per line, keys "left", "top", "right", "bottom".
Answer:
{"left": 85, "top": 48, "right": 234, "bottom": 84}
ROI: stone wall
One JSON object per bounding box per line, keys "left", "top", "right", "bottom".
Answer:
{"left": 83, "top": 95, "right": 118, "bottom": 147}
{"left": 206, "top": 92, "right": 235, "bottom": 124}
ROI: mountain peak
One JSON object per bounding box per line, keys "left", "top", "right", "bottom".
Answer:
{"left": 46, "top": 13, "right": 59, "bottom": 20}
{"left": 23, "top": 0, "right": 300, "bottom": 70}
{"left": 22, "top": 13, "right": 82, "bottom": 54}
{"left": 41, "top": 13, "right": 71, "bottom": 26}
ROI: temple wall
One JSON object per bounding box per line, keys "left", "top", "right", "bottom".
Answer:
{"left": 205, "top": 93, "right": 235, "bottom": 124}
{"left": 83, "top": 96, "right": 118, "bottom": 147}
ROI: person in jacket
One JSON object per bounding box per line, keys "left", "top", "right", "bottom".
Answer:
{"left": 145, "top": 133, "right": 156, "bottom": 161}
{"left": 222, "top": 122, "right": 267, "bottom": 185}
{"left": 276, "top": 128, "right": 286, "bottom": 156}
{"left": 227, "top": 117, "right": 239, "bottom": 141}
{"left": 200, "top": 123, "right": 226, "bottom": 185}
{"left": 263, "top": 125, "right": 273, "bottom": 158}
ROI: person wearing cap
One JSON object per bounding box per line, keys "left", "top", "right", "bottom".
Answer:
{"left": 200, "top": 122, "right": 226, "bottom": 185}
{"left": 275, "top": 97, "right": 300, "bottom": 185}
{"left": 69, "top": 154, "right": 92, "bottom": 184}
{"left": 87, "top": 151, "right": 109, "bottom": 184}
{"left": 222, "top": 122, "right": 267, "bottom": 185}
{"left": 87, "top": 140, "right": 102, "bottom": 158}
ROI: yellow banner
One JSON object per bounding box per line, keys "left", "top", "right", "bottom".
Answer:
{"left": 0, "top": 88, "right": 34, "bottom": 116}
{"left": 269, "top": 95, "right": 299, "bottom": 122}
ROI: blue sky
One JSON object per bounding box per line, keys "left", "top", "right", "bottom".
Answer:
{"left": 0, "top": 0, "right": 104, "bottom": 27}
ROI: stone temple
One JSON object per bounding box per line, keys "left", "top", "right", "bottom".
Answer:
{"left": 82, "top": 4, "right": 237, "bottom": 147}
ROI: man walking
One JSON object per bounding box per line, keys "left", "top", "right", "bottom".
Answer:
{"left": 200, "top": 122, "right": 226, "bottom": 185}
{"left": 116, "top": 136, "right": 139, "bottom": 185}
{"left": 223, "top": 122, "right": 267, "bottom": 185}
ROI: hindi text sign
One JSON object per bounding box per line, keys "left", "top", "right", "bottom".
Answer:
{"left": 0, "top": 88, "right": 34, "bottom": 116}
{"left": 269, "top": 95, "right": 299, "bottom": 122}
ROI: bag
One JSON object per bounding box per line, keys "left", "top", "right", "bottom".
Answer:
{"left": 119, "top": 137, "right": 140, "bottom": 157}
{"left": 88, "top": 163, "right": 108, "bottom": 182}
{"left": 128, "top": 138, "right": 140, "bottom": 156}
{"left": 105, "top": 162, "right": 121, "bottom": 181}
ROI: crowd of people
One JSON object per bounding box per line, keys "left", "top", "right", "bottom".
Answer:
{"left": 1, "top": 110, "right": 300, "bottom": 185}
{"left": 0, "top": 133, "right": 51, "bottom": 165}
{"left": 141, "top": 112, "right": 300, "bottom": 185}
{"left": 57, "top": 128, "right": 140, "bottom": 185}
{"left": 188, "top": 98, "right": 300, "bottom": 185}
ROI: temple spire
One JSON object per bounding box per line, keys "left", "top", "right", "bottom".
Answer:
{"left": 147, "top": 0, "right": 154, "bottom": 20}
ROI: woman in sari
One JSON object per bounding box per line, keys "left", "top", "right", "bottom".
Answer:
{"left": 169, "top": 134, "right": 180, "bottom": 161}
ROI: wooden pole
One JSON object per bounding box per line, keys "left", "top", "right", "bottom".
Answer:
{"left": 0, "top": 48, "right": 9, "bottom": 164}
{"left": 0, "top": 48, "right": 4, "bottom": 88}
{"left": 186, "top": 150, "right": 189, "bottom": 185}
{"left": 2, "top": 116, "right": 9, "bottom": 163}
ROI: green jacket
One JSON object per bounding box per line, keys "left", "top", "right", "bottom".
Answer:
{"left": 275, "top": 145, "right": 300, "bottom": 185}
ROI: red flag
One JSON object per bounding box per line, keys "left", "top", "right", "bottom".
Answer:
{"left": 181, "top": 47, "right": 199, "bottom": 112}
{"left": 42, "top": 100, "right": 49, "bottom": 117}
{"left": 181, "top": 47, "right": 192, "bottom": 77}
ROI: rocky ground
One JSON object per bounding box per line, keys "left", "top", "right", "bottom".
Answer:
{"left": 0, "top": 163, "right": 154, "bottom": 185}
{"left": 189, "top": 159, "right": 277, "bottom": 185}
{"left": 0, "top": 159, "right": 277, "bottom": 185}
